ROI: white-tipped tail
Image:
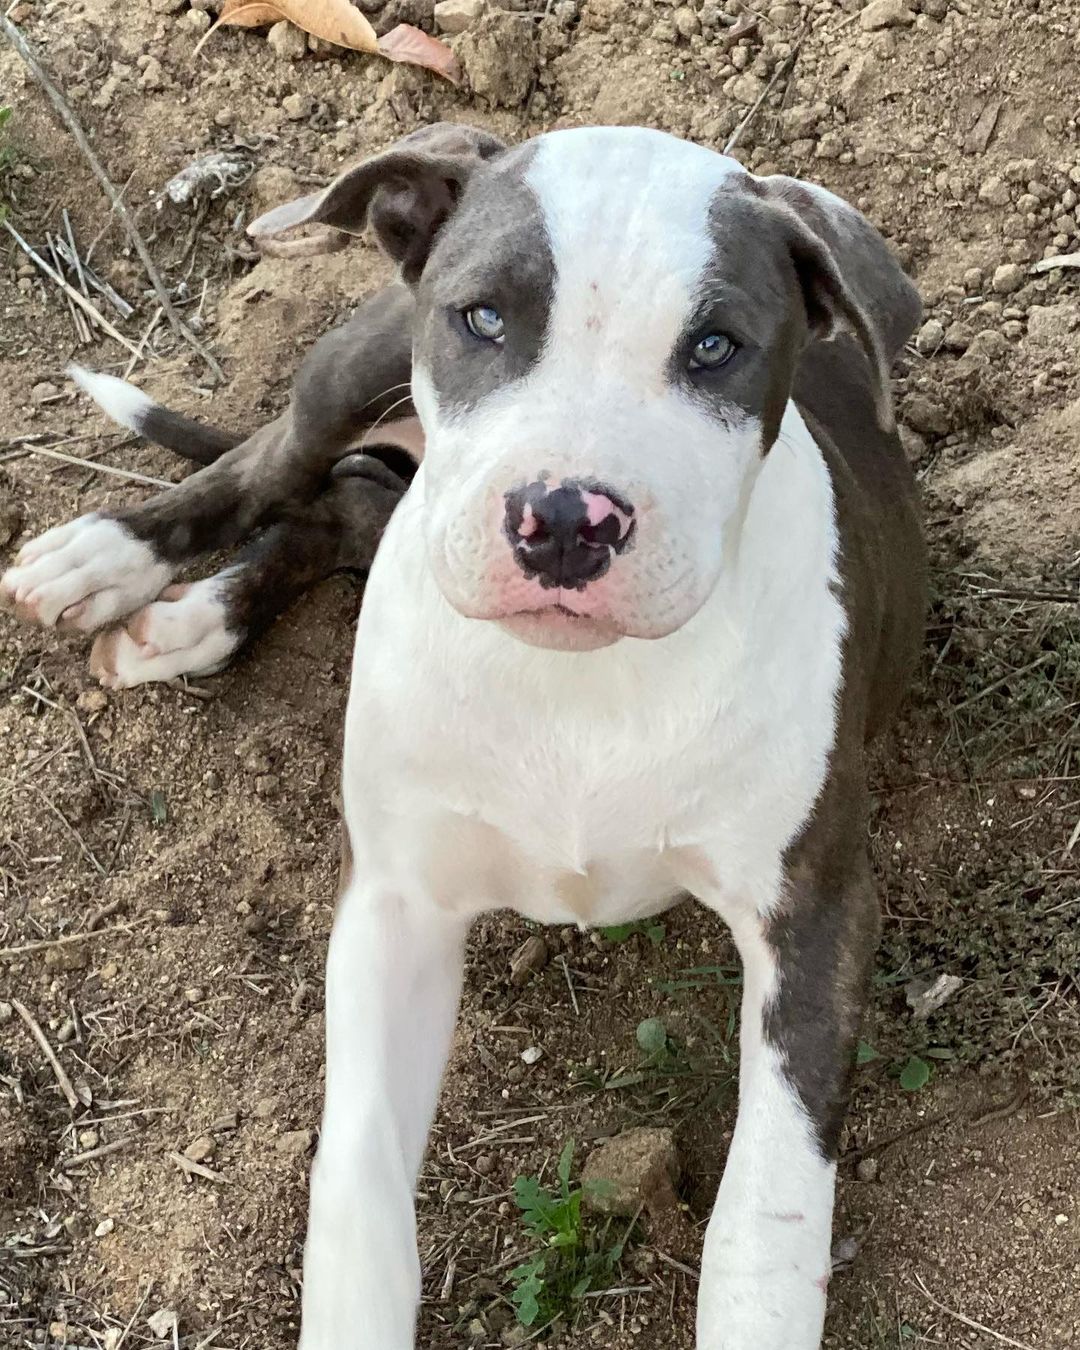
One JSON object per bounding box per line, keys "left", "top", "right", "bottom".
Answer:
{"left": 67, "top": 364, "right": 157, "bottom": 434}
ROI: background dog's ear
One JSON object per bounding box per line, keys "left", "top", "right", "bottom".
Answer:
{"left": 248, "top": 124, "right": 507, "bottom": 283}
{"left": 753, "top": 176, "right": 921, "bottom": 431}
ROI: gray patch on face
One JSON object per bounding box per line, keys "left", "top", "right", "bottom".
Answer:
{"left": 671, "top": 186, "right": 807, "bottom": 453}
{"left": 414, "top": 142, "right": 556, "bottom": 414}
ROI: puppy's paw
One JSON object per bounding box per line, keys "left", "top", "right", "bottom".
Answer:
{"left": 90, "top": 576, "right": 242, "bottom": 689}
{"left": 0, "top": 514, "right": 172, "bottom": 631}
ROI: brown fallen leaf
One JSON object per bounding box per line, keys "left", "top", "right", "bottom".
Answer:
{"left": 377, "top": 22, "right": 461, "bottom": 82}
{"left": 195, "top": 0, "right": 460, "bottom": 82}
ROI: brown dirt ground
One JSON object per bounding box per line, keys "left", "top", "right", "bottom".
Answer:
{"left": 2, "top": 0, "right": 1080, "bottom": 1347}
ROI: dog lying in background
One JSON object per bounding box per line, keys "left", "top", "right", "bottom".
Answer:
{"left": 1, "top": 123, "right": 925, "bottom": 1349}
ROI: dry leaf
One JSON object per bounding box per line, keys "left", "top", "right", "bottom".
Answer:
{"left": 195, "top": 0, "right": 460, "bottom": 81}
{"left": 378, "top": 23, "right": 462, "bottom": 83}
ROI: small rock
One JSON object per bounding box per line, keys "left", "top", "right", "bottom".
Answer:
{"left": 185, "top": 8, "right": 211, "bottom": 31}
{"left": 779, "top": 104, "right": 817, "bottom": 142}
{"left": 978, "top": 176, "right": 1011, "bottom": 208}
{"left": 94, "top": 1217, "right": 115, "bottom": 1238}
{"left": 184, "top": 1135, "right": 216, "bottom": 1163}
{"left": 768, "top": 4, "right": 796, "bottom": 25}
{"left": 253, "top": 1097, "right": 277, "bottom": 1120}
{"left": 210, "top": 1108, "right": 241, "bottom": 1132}
{"left": 859, "top": 0, "right": 914, "bottom": 30}
{"left": 943, "top": 320, "right": 972, "bottom": 351}
{"left": 282, "top": 92, "right": 314, "bottom": 121}
{"left": 77, "top": 689, "right": 109, "bottom": 714}
{"left": 991, "top": 262, "right": 1025, "bottom": 295}
{"left": 78, "top": 1128, "right": 100, "bottom": 1150}
{"left": 903, "top": 394, "right": 949, "bottom": 437}
{"left": 673, "top": 6, "right": 700, "bottom": 37}
{"left": 815, "top": 132, "right": 845, "bottom": 161}
{"left": 963, "top": 266, "right": 984, "bottom": 293}
{"left": 475, "top": 1153, "right": 495, "bottom": 1176}
{"left": 433, "top": 0, "right": 485, "bottom": 34}
{"left": 905, "top": 971, "right": 963, "bottom": 1019}
{"left": 276, "top": 1128, "right": 314, "bottom": 1156}
{"left": 30, "top": 381, "right": 60, "bottom": 404}
{"left": 581, "top": 1127, "right": 679, "bottom": 1217}
{"left": 268, "top": 19, "right": 308, "bottom": 60}
{"left": 99, "top": 960, "right": 119, "bottom": 982}
{"left": 855, "top": 1157, "right": 879, "bottom": 1183}
{"left": 139, "top": 58, "right": 166, "bottom": 91}
{"left": 915, "top": 319, "right": 945, "bottom": 355}
{"left": 0, "top": 1002, "right": 12, "bottom": 1024}
{"left": 509, "top": 934, "right": 549, "bottom": 987}
{"left": 146, "top": 1309, "right": 178, "bottom": 1340}
{"left": 730, "top": 72, "right": 765, "bottom": 107}
{"left": 63, "top": 1214, "right": 88, "bottom": 1239}
{"left": 457, "top": 10, "right": 538, "bottom": 109}
{"left": 520, "top": 1045, "right": 543, "bottom": 1065}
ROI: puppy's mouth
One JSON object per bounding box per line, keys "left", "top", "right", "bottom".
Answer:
{"left": 497, "top": 605, "right": 623, "bottom": 652}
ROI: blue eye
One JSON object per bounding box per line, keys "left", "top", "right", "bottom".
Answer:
{"left": 464, "top": 304, "right": 505, "bottom": 343}
{"left": 690, "top": 332, "right": 737, "bottom": 370}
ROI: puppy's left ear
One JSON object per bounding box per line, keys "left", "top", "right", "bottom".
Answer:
{"left": 248, "top": 123, "right": 507, "bottom": 283}
{"left": 754, "top": 176, "right": 921, "bottom": 430}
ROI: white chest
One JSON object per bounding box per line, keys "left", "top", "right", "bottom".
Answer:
{"left": 341, "top": 406, "right": 846, "bottom": 926}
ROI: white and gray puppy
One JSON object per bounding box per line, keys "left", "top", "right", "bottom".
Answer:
{"left": 2, "top": 124, "right": 925, "bottom": 1350}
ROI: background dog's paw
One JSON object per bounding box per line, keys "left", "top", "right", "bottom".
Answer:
{"left": 0, "top": 514, "right": 172, "bottom": 631}
{"left": 89, "top": 577, "right": 242, "bottom": 688}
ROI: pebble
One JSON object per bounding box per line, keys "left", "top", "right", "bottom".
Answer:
{"left": 904, "top": 394, "right": 949, "bottom": 436}
{"left": 276, "top": 1128, "right": 314, "bottom": 1156}
{"left": 520, "top": 1045, "right": 543, "bottom": 1065}
{"left": 509, "top": 934, "right": 549, "bottom": 987}
{"left": 992, "top": 262, "right": 1025, "bottom": 294}
{"left": 730, "top": 72, "right": 765, "bottom": 107}
{"left": 475, "top": 1153, "right": 495, "bottom": 1176}
{"left": 184, "top": 1135, "right": 216, "bottom": 1162}
{"left": 0, "top": 1002, "right": 12, "bottom": 1024}
{"left": 859, "top": 0, "right": 914, "bottom": 31}
{"left": 581, "top": 1127, "right": 680, "bottom": 1217}
{"left": 434, "top": 0, "right": 485, "bottom": 34}
{"left": 268, "top": 19, "right": 308, "bottom": 60}
{"left": 139, "top": 57, "right": 166, "bottom": 91}
{"left": 963, "top": 266, "right": 984, "bottom": 293}
{"left": 282, "top": 92, "right": 314, "bottom": 121}
{"left": 77, "top": 689, "right": 109, "bottom": 714}
{"left": 915, "top": 319, "right": 945, "bottom": 355}
{"left": 673, "top": 6, "right": 700, "bottom": 37}
{"left": 856, "top": 1157, "right": 879, "bottom": 1182}
{"left": 30, "top": 381, "right": 60, "bottom": 404}
{"left": 185, "top": 8, "right": 211, "bottom": 31}
{"left": 978, "top": 176, "right": 1011, "bottom": 207}
{"left": 94, "top": 1217, "right": 115, "bottom": 1237}
{"left": 78, "top": 1128, "right": 100, "bottom": 1150}
{"left": 146, "top": 1309, "right": 178, "bottom": 1340}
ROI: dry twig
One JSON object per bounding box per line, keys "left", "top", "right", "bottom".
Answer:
{"left": 3, "top": 219, "right": 144, "bottom": 358}
{"left": 0, "top": 15, "right": 225, "bottom": 383}
{"left": 913, "top": 1274, "right": 1037, "bottom": 1350}
{"left": 11, "top": 998, "right": 80, "bottom": 1110}
{"left": 0, "top": 923, "right": 137, "bottom": 959}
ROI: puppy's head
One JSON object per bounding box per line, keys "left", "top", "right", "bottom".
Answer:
{"left": 261, "top": 124, "right": 919, "bottom": 651}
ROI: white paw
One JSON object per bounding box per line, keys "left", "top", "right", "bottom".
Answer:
{"left": 0, "top": 514, "right": 172, "bottom": 632}
{"left": 89, "top": 575, "right": 242, "bottom": 689}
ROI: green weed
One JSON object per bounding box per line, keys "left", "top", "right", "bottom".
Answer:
{"left": 508, "top": 1140, "right": 631, "bottom": 1330}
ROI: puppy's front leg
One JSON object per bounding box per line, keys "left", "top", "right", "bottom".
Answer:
{"left": 299, "top": 873, "right": 468, "bottom": 1350}
{"left": 696, "top": 850, "right": 877, "bottom": 1350}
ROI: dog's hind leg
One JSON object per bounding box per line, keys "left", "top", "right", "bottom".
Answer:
{"left": 1, "top": 285, "right": 416, "bottom": 637}
{"left": 87, "top": 468, "right": 406, "bottom": 688}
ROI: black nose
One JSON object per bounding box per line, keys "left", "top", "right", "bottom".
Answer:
{"left": 503, "top": 479, "right": 635, "bottom": 591}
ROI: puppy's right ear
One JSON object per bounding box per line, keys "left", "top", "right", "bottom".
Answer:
{"left": 248, "top": 123, "right": 507, "bottom": 283}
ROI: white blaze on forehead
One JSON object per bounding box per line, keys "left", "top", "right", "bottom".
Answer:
{"left": 525, "top": 128, "right": 747, "bottom": 388}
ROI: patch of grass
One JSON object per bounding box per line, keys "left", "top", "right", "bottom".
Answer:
{"left": 508, "top": 1140, "right": 631, "bottom": 1330}
{"left": 599, "top": 918, "right": 667, "bottom": 946}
